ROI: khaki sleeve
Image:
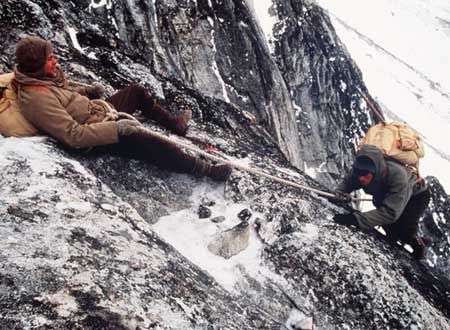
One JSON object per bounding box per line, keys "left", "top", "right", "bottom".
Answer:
{"left": 19, "top": 87, "right": 118, "bottom": 149}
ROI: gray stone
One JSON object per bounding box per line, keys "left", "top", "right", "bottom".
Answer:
{"left": 211, "top": 216, "right": 226, "bottom": 223}
{"left": 238, "top": 208, "right": 252, "bottom": 221}
{"left": 198, "top": 205, "right": 212, "bottom": 219}
{"left": 208, "top": 222, "right": 250, "bottom": 259}
{"left": 292, "top": 317, "right": 314, "bottom": 330}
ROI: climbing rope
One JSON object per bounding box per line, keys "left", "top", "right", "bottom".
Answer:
{"left": 70, "top": 80, "right": 370, "bottom": 202}
{"left": 141, "top": 128, "right": 371, "bottom": 203}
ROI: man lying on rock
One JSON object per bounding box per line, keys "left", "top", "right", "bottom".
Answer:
{"left": 331, "top": 145, "right": 431, "bottom": 260}
{"left": 5, "top": 35, "right": 231, "bottom": 181}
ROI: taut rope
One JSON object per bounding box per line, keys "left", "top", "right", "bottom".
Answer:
{"left": 141, "top": 128, "right": 371, "bottom": 202}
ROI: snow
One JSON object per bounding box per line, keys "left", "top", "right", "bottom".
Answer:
{"left": 35, "top": 290, "right": 78, "bottom": 318}
{"left": 66, "top": 26, "right": 85, "bottom": 54}
{"left": 315, "top": 0, "right": 450, "bottom": 191}
{"left": 207, "top": 17, "right": 231, "bottom": 103}
{"left": 246, "top": 0, "right": 277, "bottom": 53}
{"left": 152, "top": 183, "right": 283, "bottom": 293}
{"left": 316, "top": 0, "right": 450, "bottom": 90}
{"left": 303, "top": 161, "right": 317, "bottom": 179}
{"left": 293, "top": 100, "right": 303, "bottom": 118}
{"left": 286, "top": 310, "right": 312, "bottom": 329}
{"left": 88, "top": 0, "right": 112, "bottom": 11}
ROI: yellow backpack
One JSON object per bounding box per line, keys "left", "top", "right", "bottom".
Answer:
{"left": 359, "top": 122, "right": 425, "bottom": 171}
{"left": 0, "top": 72, "right": 39, "bottom": 137}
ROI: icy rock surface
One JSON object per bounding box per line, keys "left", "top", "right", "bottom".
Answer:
{"left": 421, "top": 176, "right": 450, "bottom": 275}
{"left": 1, "top": 0, "right": 376, "bottom": 187}
{"left": 1, "top": 0, "right": 450, "bottom": 329}
{"left": 0, "top": 137, "right": 281, "bottom": 329}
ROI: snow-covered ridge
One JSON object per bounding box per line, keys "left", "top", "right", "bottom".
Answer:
{"left": 316, "top": 0, "right": 450, "bottom": 191}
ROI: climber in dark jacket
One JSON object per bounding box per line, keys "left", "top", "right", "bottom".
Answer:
{"left": 11, "top": 35, "right": 231, "bottom": 181}
{"left": 332, "top": 144, "right": 431, "bottom": 259}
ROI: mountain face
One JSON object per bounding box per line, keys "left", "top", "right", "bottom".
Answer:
{"left": 421, "top": 177, "right": 450, "bottom": 275}
{"left": 1, "top": 0, "right": 450, "bottom": 329}
{"left": 262, "top": 0, "right": 376, "bottom": 184}
{"left": 0, "top": 0, "right": 375, "bottom": 186}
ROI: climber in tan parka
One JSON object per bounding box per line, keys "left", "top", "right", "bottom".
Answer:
{"left": 5, "top": 35, "right": 231, "bottom": 181}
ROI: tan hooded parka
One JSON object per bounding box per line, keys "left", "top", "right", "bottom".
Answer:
{"left": 14, "top": 67, "right": 118, "bottom": 148}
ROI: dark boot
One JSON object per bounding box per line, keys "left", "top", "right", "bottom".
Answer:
{"left": 192, "top": 159, "right": 232, "bottom": 181}
{"left": 172, "top": 109, "right": 191, "bottom": 136}
{"left": 209, "top": 164, "right": 233, "bottom": 181}
{"left": 410, "top": 236, "right": 427, "bottom": 260}
{"left": 151, "top": 102, "right": 191, "bottom": 136}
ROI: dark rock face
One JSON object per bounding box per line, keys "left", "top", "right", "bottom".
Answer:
{"left": 0, "top": 0, "right": 375, "bottom": 184}
{"left": 150, "top": 0, "right": 304, "bottom": 172}
{"left": 1, "top": 0, "right": 450, "bottom": 329}
{"left": 238, "top": 208, "right": 252, "bottom": 221}
{"left": 421, "top": 176, "right": 450, "bottom": 273}
{"left": 268, "top": 0, "right": 377, "bottom": 185}
{"left": 265, "top": 226, "right": 450, "bottom": 330}
{"left": 0, "top": 137, "right": 280, "bottom": 329}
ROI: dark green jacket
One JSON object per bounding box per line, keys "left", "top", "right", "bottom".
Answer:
{"left": 339, "top": 145, "right": 428, "bottom": 229}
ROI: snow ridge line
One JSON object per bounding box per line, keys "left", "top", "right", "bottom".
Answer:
{"left": 329, "top": 12, "right": 450, "bottom": 101}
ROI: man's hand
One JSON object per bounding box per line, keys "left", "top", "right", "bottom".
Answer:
{"left": 333, "top": 213, "right": 358, "bottom": 227}
{"left": 327, "top": 191, "right": 352, "bottom": 204}
{"left": 85, "top": 83, "right": 105, "bottom": 99}
{"left": 334, "top": 191, "right": 352, "bottom": 202}
{"left": 76, "top": 83, "right": 106, "bottom": 99}
{"left": 117, "top": 119, "right": 143, "bottom": 137}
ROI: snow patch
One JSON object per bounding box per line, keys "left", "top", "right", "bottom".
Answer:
{"left": 303, "top": 161, "right": 317, "bottom": 179}
{"left": 246, "top": 0, "right": 278, "bottom": 53}
{"left": 207, "top": 17, "right": 230, "bottom": 103}
{"left": 88, "top": 0, "right": 112, "bottom": 11}
{"left": 316, "top": 0, "right": 450, "bottom": 192}
{"left": 152, "top": 183, "right": 280, "bottom": 293}
{"left": 66, "top": 26, "right": 85, "bottom": 54}
{"left": 35, "top": 290, "right": 78, "bottom": 318}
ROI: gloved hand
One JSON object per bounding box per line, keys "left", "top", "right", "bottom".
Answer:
{"left": 334, "top": 191, "right": 352, "bottom": 202}
{"left": 327, "top": 191, "right": 352, "bottom": 204}
{"left": 85, "top": 83, "right": 106, "bottom": 99}
{"left": 333, "top": 213, "right": 359, "bottom": 227}
{"left": 117, "top": 119, "right": 143, "bottom": 137}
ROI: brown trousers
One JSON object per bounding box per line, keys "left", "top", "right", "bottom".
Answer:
{"left": 382, "top": 189, "right": 431, "bottom": 243}
{"left": 104, "top": 84, "right": 197, "bottom": 174}
{"left": 107, "top": 84, "right": 177, "bottom": 129}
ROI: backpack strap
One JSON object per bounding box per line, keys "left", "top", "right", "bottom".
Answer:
{"left": 385, "top": 156, "right": 422, "bottom": 182}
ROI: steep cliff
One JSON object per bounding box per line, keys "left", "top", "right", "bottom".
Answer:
{"left": 1, "top": 0, "right": 450, "bottom": 329}
{"left": 0, "top": 0, "right": 376, "bottom": 186}
{"left": 267, "top": 0, "right": 376, "bottom": 184}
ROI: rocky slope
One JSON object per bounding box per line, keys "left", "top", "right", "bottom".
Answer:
{"left": 0, "top": 0, "right": 378, "bottom": 186}
{"left": 1, "top": 0, "right": 450, "bottom": 329}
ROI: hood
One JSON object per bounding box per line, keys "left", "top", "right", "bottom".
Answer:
{"left": 15, "top": 35, "right": 53, "bottom": 78}
{"left": 354, "top": 144, "right": 387, "bottom": 195}
{"left": 13, "top": 65, "right": 67, "bottom": 89}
